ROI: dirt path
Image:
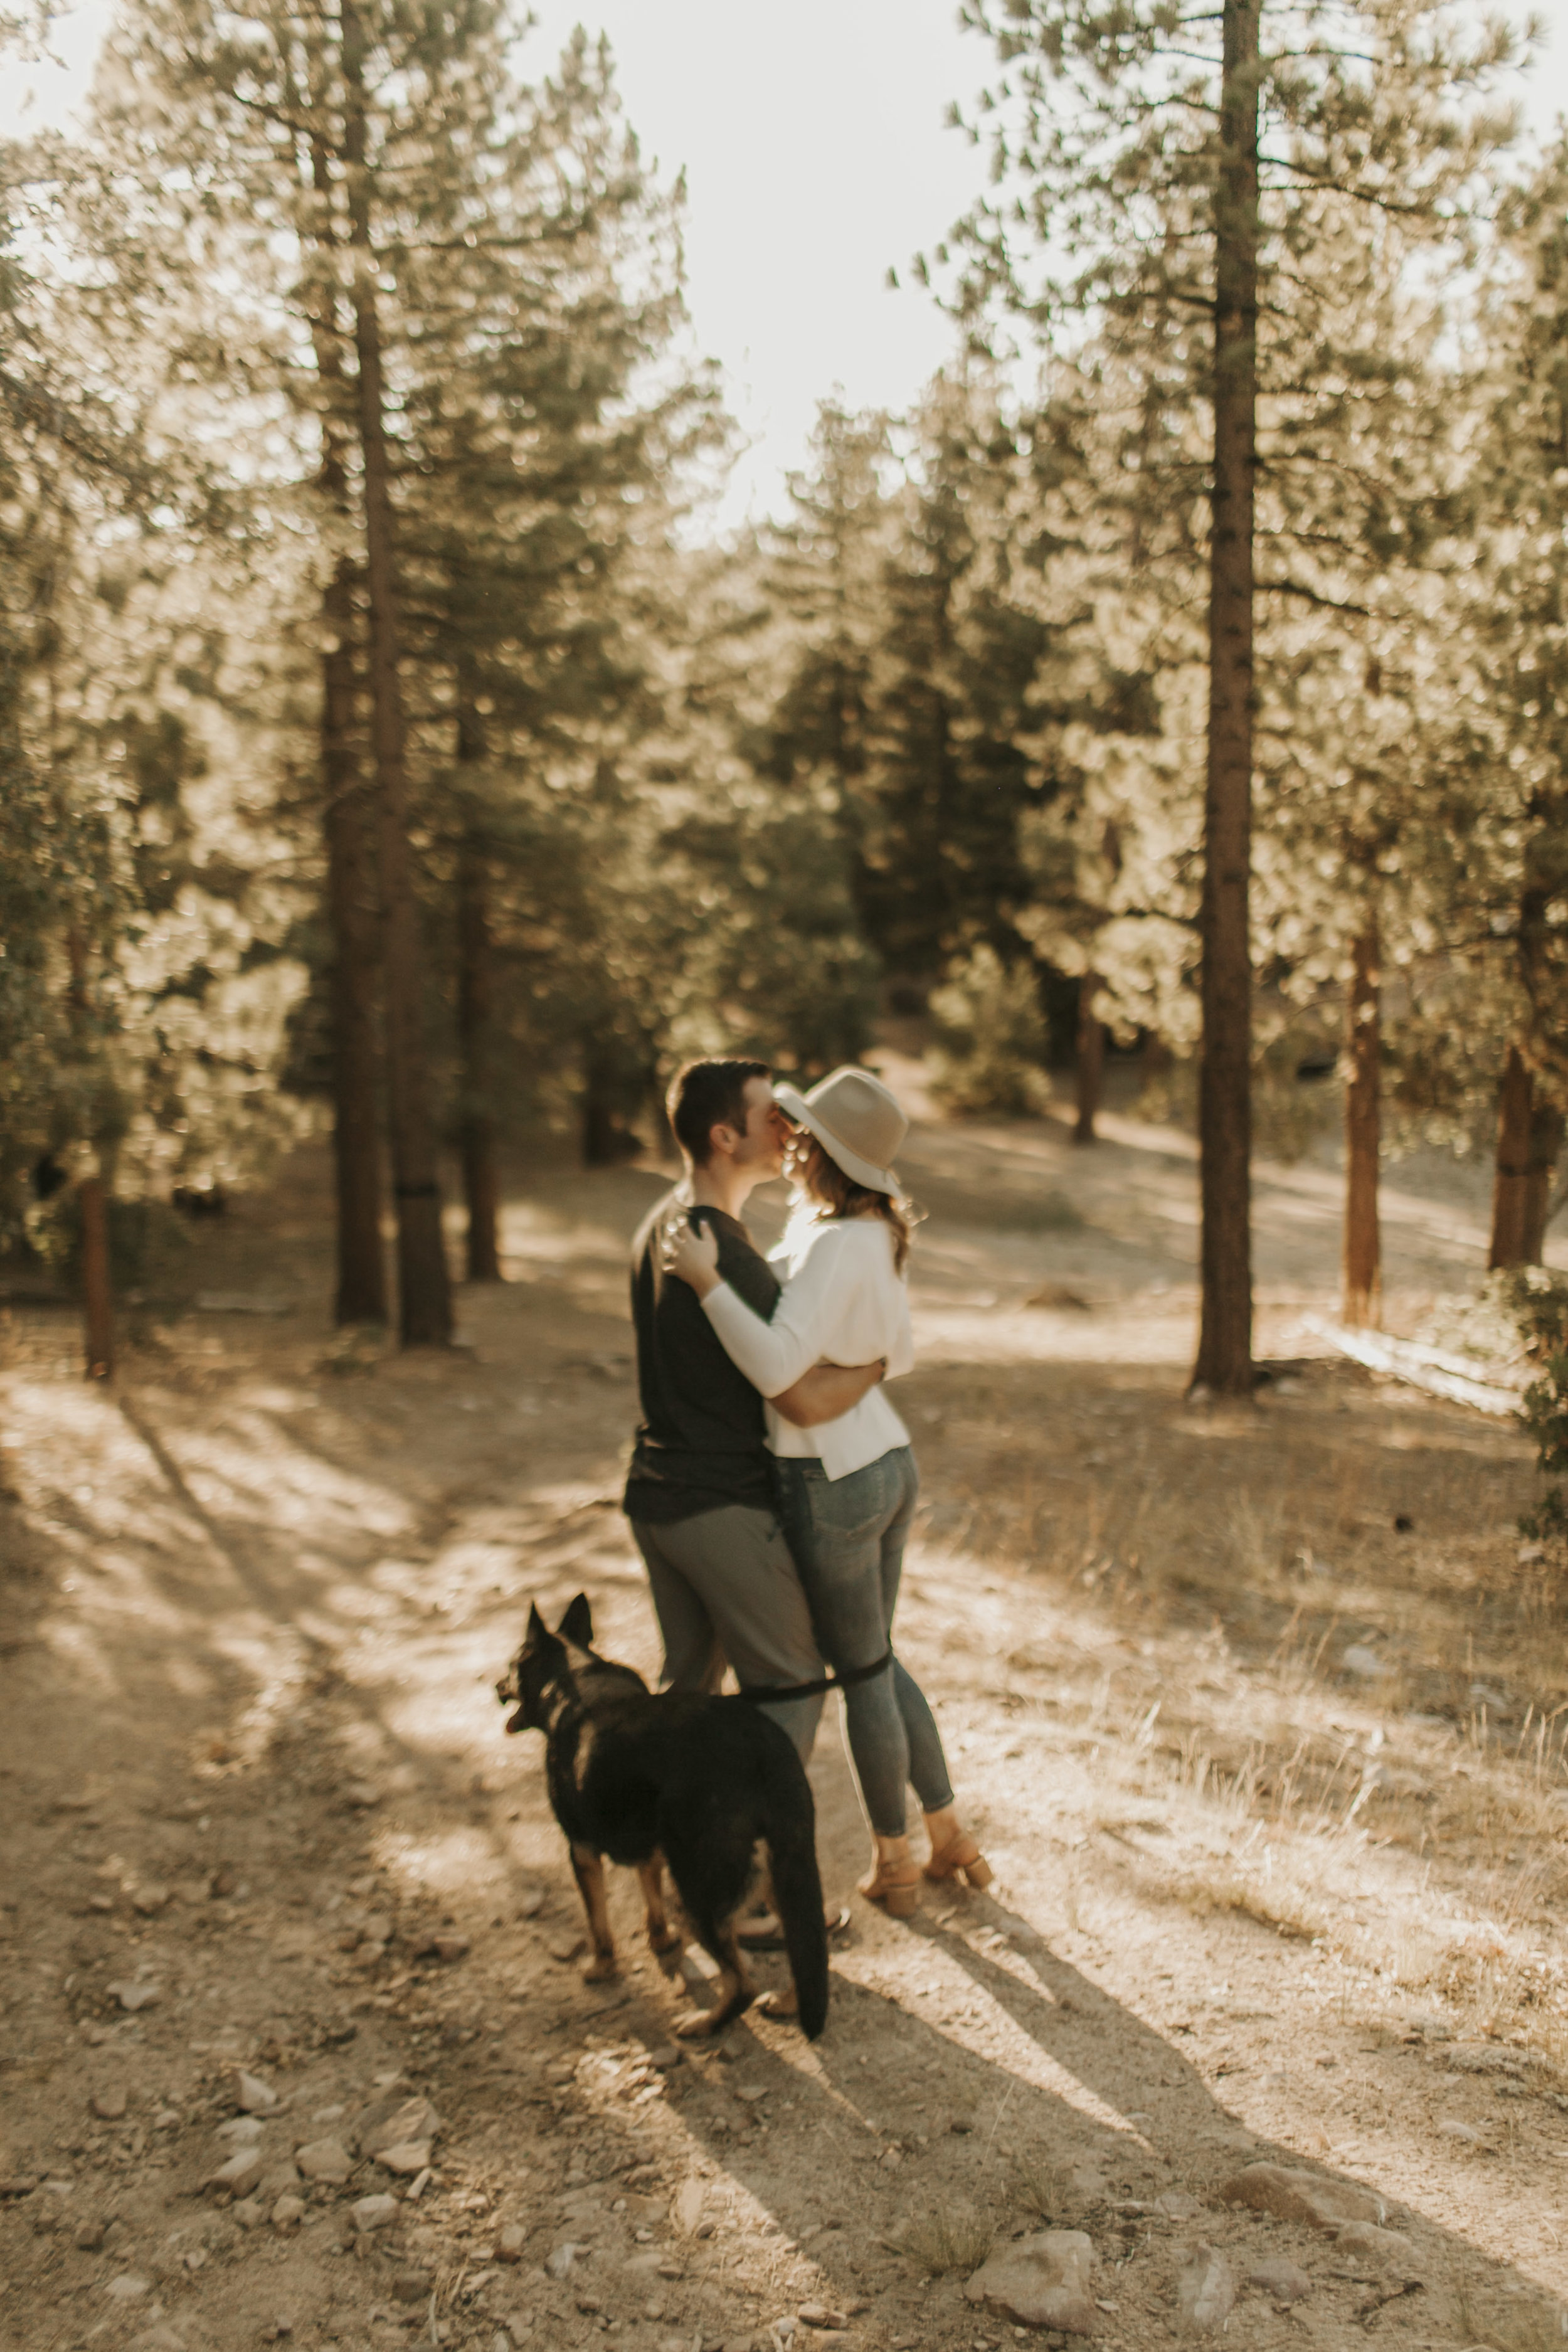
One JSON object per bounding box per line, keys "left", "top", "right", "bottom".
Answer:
{"left": 3, "top": 1109, "right": 1567, "bottom": 2352}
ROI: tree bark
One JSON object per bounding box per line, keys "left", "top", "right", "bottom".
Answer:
{"left": 342, "top": 3, "right": 452, "bottom": 1347}
{"left": 78, "top": 1172, "right": 114, "bottom": 1380}
{"left": 322, "top": 588, "right": 389, "bottom": 1325}
{"left": 1488, "top": 1043, "right": 1533, "bottom": 1271}
{"left": 307, "top": 130, "right": 388, "bottom": 1328}
{"left": 456, "top": 698, "right": 502, "bottom": 1283}
{"left": 65, "top": 924, "right": 114, "bottom": 1380}
{"left": 1074, "top": 972, "right": 1104, "bottom": 1145}
{"left": 1191, "top": 0, "right": 1261, "bottom": 1397}
{"left": 1342, "top": 917, "right": 1381, "bottom": 1328}
{"left": 1522, "top": 1092, "right": 1564, "bottom": 1265}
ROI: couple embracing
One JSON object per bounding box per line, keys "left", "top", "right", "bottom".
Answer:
{"left": 622, "top": 1056, "right": 988, "bottom": 1919}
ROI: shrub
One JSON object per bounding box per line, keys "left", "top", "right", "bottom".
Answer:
{"left": 928, "top": 945, "right": 1048, "bottom": 1117}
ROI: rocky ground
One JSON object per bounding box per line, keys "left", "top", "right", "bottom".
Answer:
{"left": 3, "top": 1098, "right": 1568, "bottom": 2352}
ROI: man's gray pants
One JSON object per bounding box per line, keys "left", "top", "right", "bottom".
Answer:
{"left": 630, "top": 1503, "right": 826, "bottom": 1761}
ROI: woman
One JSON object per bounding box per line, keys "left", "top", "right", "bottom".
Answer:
{"left": 665, "top": 1064, "right": 990, "bottom": 1917}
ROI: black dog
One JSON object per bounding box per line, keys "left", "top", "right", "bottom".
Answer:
{"left": 496, "top": 1596, "right": 829, "bottom": 2040}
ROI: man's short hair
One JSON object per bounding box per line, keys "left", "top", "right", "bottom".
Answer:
{"left": 667, "top": 1058, "right": 771, "bottom": 1166}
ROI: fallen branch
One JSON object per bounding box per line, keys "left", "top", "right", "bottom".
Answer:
{"left": 1302, "top": 1316, "right": 1527, "bottom": 1417}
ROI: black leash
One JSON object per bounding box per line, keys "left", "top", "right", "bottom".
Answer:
{"left": 739, "top": 1648, "right": 893, "bottom": 1704}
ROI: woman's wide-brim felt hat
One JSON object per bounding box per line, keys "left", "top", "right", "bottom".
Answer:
{"left": 772, "top": 1066, "right": 909, "bottom": 1195}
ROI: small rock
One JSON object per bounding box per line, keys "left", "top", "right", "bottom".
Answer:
{"left": 358, "top": 2095, "right": 442, "bottom": 2159}
{"left": 208, "top": 2148, "right": 263, "bottom": 2198}
{"left": 272, "top": 2194, "right": 305, "bottom": 2230}
{"left": 1335, "top": 2222, "right": 1418, "bottom": 2270}
{"left": 131, "top": 1885, "right": 172, "bottom": 1916}
{"left": 295, "top": 2137, "right": 354, "bottom": 2183}
{"left": 353, "top": 2194, "right": 400, "bottom": 2231}
{"left": 496, "top": 2222, "right": 526, "bottom": 2262}
{"left": 377, "top": 2139, "right": 432, "bottom": 2176}
{"left": 134, "top": 2328, "right": 186, "bottom": 2352}
{"left": 648, "top": 2045, "right": 681, "bottom": 2070}
{"left": 549, "top": 1937, "right": 587, "bottom": 1964}
{"left": 75, "top": 2218, "right": 107, "bottom": 2251}
{"left": 577, "top": 2296, "right": 603, "bottom": 2315}
{"left": 107, "top": 1981, "right": 161, "bottom": 2013}
{"left": 518, "top": 1887, "right": 546, "bottom": 1918}
{"left": 1177, "top": 2247, "right": 1234, "bottom": 2334}
{"left": 965, "top": 2230, "right": 1096, "bottom": 2334}
{"left": 1219, "top": 2163, "right": 1385, "bottom": 2232}
{"left": 798, "top": 2308, "right": 849, "bottom": 2331}
{"left": 232, "top": 2070, "right": 278, "bottom": 2114}
{"left": 1155, "top": 2191, "right": 1201, "bottom": 2221}
{"left": 344, "top": 1779, "right": 383, "bottom": 1808}
{"left": 1066, "top": 2168, "right": 1109, "bottom": 2205}
{"left": 105, "top": 2275, "right": 151, "bottom": 2301}
{"left": 1438, "top": 2120, "right": 1480, "bottom": 2144}
{"left": 393, "top": 2271, "right": 433, "bottom": 2304}
{"left": 230, "top": 2197, "right": 266, "bottom": 2230}
{"left": 1248, "top": 2257, "right": 1311, "bottom": 2304}
{"left": 217, "top": 2114, "right": 265, "bottom": 2141}
{"left": 546, "top": 2243, "right": 580, "bottom": 2280}
{"left": 90, "top": 2086, "right": 128, "bottom": 2121}
{"left": 674, "top": 2181, "right": 706, "bottom": 2235}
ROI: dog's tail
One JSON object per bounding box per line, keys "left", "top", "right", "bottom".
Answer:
{"left": 765, "top": 1763, "right": 829, "bottom": 2040}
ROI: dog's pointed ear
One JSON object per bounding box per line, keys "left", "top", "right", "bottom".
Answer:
{"left": 526, "top": 1601, "right": 548, "bottom": 1641}
{"left": 558, "top": 1592, "right": 593, "bottom": 1648}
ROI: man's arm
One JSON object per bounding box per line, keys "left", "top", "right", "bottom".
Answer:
{"left": 772, "top": 1358, "right": 884, "bottom": 1429}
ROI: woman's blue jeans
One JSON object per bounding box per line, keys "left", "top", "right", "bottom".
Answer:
{"left": 773, "top": 1444, "right": 955, "bottom": 1838}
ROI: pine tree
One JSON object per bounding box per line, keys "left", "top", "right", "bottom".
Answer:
{"left": 951, "top": 0, "right": 1522, "bottom": 1390}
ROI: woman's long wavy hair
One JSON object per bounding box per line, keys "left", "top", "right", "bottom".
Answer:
{"left": 795, "top": 1136, "right": 918, "bottom": 1275}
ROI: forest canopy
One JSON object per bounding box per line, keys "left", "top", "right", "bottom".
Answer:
{"left": 1, "top": 0, "right": 1564, "bottom": 1387}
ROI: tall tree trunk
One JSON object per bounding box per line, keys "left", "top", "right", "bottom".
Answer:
{"left": 1074, "top": 973, "right": 1104, "bottom": 1145}
{"left": 455, "top": 696, "right": 501, "bottom": 1282}
{"left": 1489, "top": 1044, "right": 1533, "bottom": 1271}
{"left": 78, "top": 1173, "right": 114, "bottom": 1381}
{"left": 66, "top": 925, "right": 114, "bottom": 1380}
{"left": 342, "top": 6, "right": 452, "bottom": 1347}
{"left": 1522, "top": 1092, "right": 1564, "bottom": 1265}
{"left": 322, "top": 584, "right": 388, "bottom": 1325}
{"left": 1191, "top": 0, "right": 1261, "bottom": 1397}
{"left": 1342, "top": 917, "right": 1381, "bottom": 1328}
{"left": 309, "top": 132, "right": 388, "bottom": 1328}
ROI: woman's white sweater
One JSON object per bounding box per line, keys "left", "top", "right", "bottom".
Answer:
{"left": 701, "top": 1212, "right": 913, "bottom": 1480}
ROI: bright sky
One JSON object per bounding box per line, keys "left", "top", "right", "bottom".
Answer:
{"left": 5, "top": 0, "right": 1567, "bottom": 526}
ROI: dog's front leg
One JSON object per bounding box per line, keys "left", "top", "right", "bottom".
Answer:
{"left": 638, "top": 1858, "right": 682, "bottom": 1958}
{"left": 570, "top": 1845, "right": 618, "bottom": 1982}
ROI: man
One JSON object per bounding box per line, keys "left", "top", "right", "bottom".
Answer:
{"left": 624, "top": 1057, "right": 884, "bottom": 1762}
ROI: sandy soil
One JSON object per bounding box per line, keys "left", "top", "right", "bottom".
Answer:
{"left": 3, "top": 1093, "right": 1567, "bottom": 2352}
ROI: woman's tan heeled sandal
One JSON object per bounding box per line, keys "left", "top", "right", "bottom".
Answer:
{"left": 858, "top": 1859, "right": 922, "bottom": 1918}
{"left": 923, "top": 1832, "right": 993, "bottom": 1891}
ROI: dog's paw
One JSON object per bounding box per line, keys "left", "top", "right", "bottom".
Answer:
{"left": 672, "top": 2005, "right": 723, "bottom": 2040}
{"left": 581, "top": 1954, "right": 620, "bottom": 1984}
{"left": 647, "top": 1926, "right": 682, "bottom": 1956}
{"left": 755, "top": 1986, "right": 799, "bottom": 2021}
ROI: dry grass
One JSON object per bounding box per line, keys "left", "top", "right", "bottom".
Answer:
{"left": 897, "top": 2207, "right": 995, "bottom": 2277}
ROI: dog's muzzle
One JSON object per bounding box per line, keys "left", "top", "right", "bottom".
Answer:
{"left": 495, "top": 1661, "right": 526, "bottom": 1732}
